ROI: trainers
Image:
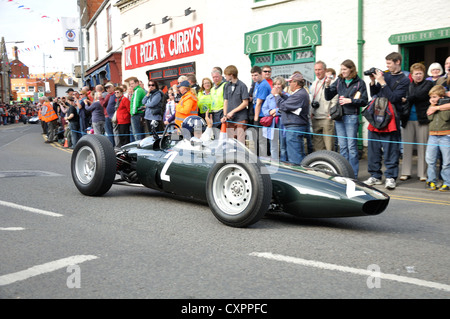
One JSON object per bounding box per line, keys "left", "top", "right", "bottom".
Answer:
{"left": 439, "top": 184, "right": 449, "bottom": 192}
{"left": 426, "top": 182, "right": 437, "bottom": 190}
{"left": 385, "top": 178, "right": 396, "bottom": 190}
{"left": 364, "top": 177, "right": 382, "bottom": 186}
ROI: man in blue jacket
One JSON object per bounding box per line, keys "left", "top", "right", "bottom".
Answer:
{"left": 272, "top": 73, "right": 310, "bottom": 165}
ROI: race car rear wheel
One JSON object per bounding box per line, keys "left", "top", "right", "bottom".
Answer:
{"left": 301, "top": 150, "right": 354, "bottom": 178}
{"left": 71, "top": 135, "right": 116, "bottom": 196}
{"left": 206, "top": 160, "right": 272, "bottom": 227}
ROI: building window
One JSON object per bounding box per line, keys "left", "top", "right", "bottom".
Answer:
{"left": 106, "top": 5, "right": 112, "bottom": 51}
{"left": 94, "top": 22, "right": 99, "bottom": 61}
{"left": 20, "top": 87, "right": 25, "bottom": 92}
{"left": 38, "top": 86, "right": 45, "bottom": 93}
{"left": 14, "top": 87, "right": 19, "bottom": 91}
{"left": 28, "top": 86, "right": 35, "bottom": 92}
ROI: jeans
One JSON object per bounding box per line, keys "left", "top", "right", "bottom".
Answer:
{"left": 104, "top": 117, "right": 115, "bottom": 146}
{"left": 335, "top": 115, "right": 359, "bottom": 178}
{"left": 285, "top": 125, "right": 308, "bottom": 165}
{"left": 131, "top": 114, "right": 143, "bottom": 141}
{"left": 367, "top": 130, "right": 401, "bottom": 180}
{"left": 426, "top": 135, "right": 450, "bottom": 185}
{"left": 69, "top": 121, "right": 81, "bottom": 148}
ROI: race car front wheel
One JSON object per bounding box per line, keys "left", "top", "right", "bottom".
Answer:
{"left": 206, "top": 160, "right": 272, "bottom": 227}
{"left": 71, "top": 135, "right": 116, "bottom": 196}
{"left": 301, "top": 150, "right": 354, "bottom": 178}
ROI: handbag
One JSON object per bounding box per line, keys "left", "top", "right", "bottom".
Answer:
{"left": 111, "top": 111, "right": 117, "bottom": 123}
{"left": 329, "top": 104, "right": 343, "bottom": 121}
{"left": 260, "top": 116, "right": 274, "bottom": 127}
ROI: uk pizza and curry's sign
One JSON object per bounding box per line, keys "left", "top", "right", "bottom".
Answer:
{"left": 124, "top": 24, "right": 204, "bottom": 70}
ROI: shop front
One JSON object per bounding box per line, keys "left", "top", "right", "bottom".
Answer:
{"left": 84, "top": 52, "right": 122, "bottom": 88}
{"left": 123, "top": 23, "right": 204, "bottom": 92}
{"left": 389, "top": 27, "right": 450, "bottom": 71}
{"left": 245, "top": 21, "right": 321, "bottom": 87}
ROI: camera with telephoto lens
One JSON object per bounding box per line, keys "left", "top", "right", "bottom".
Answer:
{"left": 311, "top": 101, "right": 320, "bottom": 109}
{"left": 364, "top": 67, "right": 379, "bottom": 76}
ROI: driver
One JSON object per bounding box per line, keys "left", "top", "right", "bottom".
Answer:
{"left": 181, "top": 111, "right": 213, "bottom": 144}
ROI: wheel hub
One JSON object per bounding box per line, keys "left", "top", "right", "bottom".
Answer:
{"left": 213, "top": 164, "right": 252, "bottom": 215}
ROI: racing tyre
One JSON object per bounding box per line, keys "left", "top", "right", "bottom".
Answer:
{"left": 301, "top": 150, "right": 355, "bottom": 178}
{"left": 206, "top": 159, "right": 272, "bottom": 227}
{"left": 71, "top": 135, "right": 116, "bottom": 196}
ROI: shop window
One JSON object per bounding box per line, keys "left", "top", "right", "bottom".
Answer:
{"left": 179, "top": 65, "right": 195, "bottom": 74}
{"left": 274, "top": 52, "right": 292, "bottom": 62}
{"left": 296, "top": 50, "right": 314, "bottom": 60}
{"left": 255, "top": 55, "right": 271, "bottom": 64}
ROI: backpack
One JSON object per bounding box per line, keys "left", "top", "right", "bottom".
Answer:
{"left": 362, "top": 97, "right": 396, "bottom": 132}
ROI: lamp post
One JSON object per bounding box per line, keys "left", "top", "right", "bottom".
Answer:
{"left": 43, "top": 53, "right": 52, "bottom": 79}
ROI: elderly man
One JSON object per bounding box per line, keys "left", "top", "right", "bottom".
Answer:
{"left": 272, "top": 73, "right": 310, "bottom": 165}
{"left": 175, "top": 80, "right": 198, "bottom": 127}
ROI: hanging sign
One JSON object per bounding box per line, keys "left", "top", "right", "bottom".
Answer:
{"left": 124, "top": 24, "right": 204, "bottom": 70}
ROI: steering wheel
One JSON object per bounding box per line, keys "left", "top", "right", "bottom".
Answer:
{"left": 159, "top": 122, "right": 180, "bottom": 149}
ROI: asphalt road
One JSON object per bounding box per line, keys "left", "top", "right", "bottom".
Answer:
{"left": 0, "top": 123, "right": 449, "bottom": 303}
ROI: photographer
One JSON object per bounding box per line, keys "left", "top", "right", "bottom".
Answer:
{"left": 310, "top": 61, "right": 338, "bottom": 151}
{"left": 364, "top": 52, "right": 410, "bottom": 190}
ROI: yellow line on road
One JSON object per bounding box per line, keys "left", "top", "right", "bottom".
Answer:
{"left": 390, "top": 195, "right": 450, "bottom": 206}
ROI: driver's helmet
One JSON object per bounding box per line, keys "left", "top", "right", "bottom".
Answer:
{"left": 181, "top": 115, "right": 206, "bottom": 138}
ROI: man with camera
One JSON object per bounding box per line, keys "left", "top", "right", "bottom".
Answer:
{"left": 310, "top": 61, "right": 338, "bottom": 151}
{"left": 364, "top": 52, "right": 410, "bottom": 190}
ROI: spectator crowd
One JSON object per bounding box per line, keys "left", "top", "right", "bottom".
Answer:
{"left": 2, "top": 53, "right": 449, "bottom": 192}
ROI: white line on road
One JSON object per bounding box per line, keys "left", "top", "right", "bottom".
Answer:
{"left": 250, "top": 252, "right": 450, "bottom": 293}
{"left": 0, "top": 255, "right": 98, "bottom": 286}
{"left": 0, "top": 227, "right": 25, "bottom": 231}
{"left": 0, "top": 200, "right": 63, "bottom": 217}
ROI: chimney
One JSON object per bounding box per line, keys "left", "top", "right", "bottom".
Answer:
{"left": 13, "top": 46, "right": 18, "bottom": 60}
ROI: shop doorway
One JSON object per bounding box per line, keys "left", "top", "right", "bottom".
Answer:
{"left": 403, "top": 40, "right": 449, "bottom": 71}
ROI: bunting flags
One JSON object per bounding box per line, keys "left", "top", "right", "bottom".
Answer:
{"left": 5, "top": 0, "right": 61, "bottom": 23}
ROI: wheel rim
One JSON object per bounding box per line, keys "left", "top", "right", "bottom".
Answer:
{"left": 307, "top": 160, "right": 338, "bottom": 174}
{"left": 75, "top": 146, "right": 97, "bottom": 184}
{"left": 212, "top": 164, "right": 252, "bottom": 215}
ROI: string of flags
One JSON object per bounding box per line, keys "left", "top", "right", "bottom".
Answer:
{"left": 4, "top": 0, "right": 61, "bottom": 23}
{"left": 3, "top": 0, "right": 65, "bottom": 53}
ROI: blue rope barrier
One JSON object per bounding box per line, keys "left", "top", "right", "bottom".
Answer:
{"left": 67, "top": 120, "right": 449, "bottom": 148}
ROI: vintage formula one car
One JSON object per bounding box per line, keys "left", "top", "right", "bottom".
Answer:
{"left": 71, "top": 122, "right": 389, "bottom": 227}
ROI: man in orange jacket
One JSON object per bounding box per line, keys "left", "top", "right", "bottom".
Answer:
{"left": 40, "top": 96, "right": 59, "bottom": 143}
{"left": 175, "top": 80, "right": 198, "bottom": 127}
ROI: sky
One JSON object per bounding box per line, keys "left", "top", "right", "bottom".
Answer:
{"left": 0, "top": 0, "right": 79, "bottom": 76}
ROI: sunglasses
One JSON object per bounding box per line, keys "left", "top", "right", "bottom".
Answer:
{"left": 148, "top": 83, "right": 156, "bottom": 86}
{"left": 263, "top": 70, "right": 271, "bottom": 73}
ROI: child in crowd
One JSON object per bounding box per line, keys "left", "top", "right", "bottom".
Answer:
{"left": 425, "top": 85, "right": 450, "bottom": 191}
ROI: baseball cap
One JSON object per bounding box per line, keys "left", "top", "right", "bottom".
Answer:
{"left": 177, "top": 80, "right": 191, "bottom": 88}
{"left": 104, "top": 82, "right": 114, "bottom": 88}
{"left": 286, "top": 73, "right": 304, "bottom": 82}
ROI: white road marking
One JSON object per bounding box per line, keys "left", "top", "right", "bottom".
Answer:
{"left": 0, "top": 200, "right": 63, "bottom": 217}
{"left": 250, "top": 252, "right": 450, "bottom": 293}
{"left": 0, "top": 255, "right": 98, "bottom": 286}
{"left": 0, "top": 227, "right": 25, "bottom": 231}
